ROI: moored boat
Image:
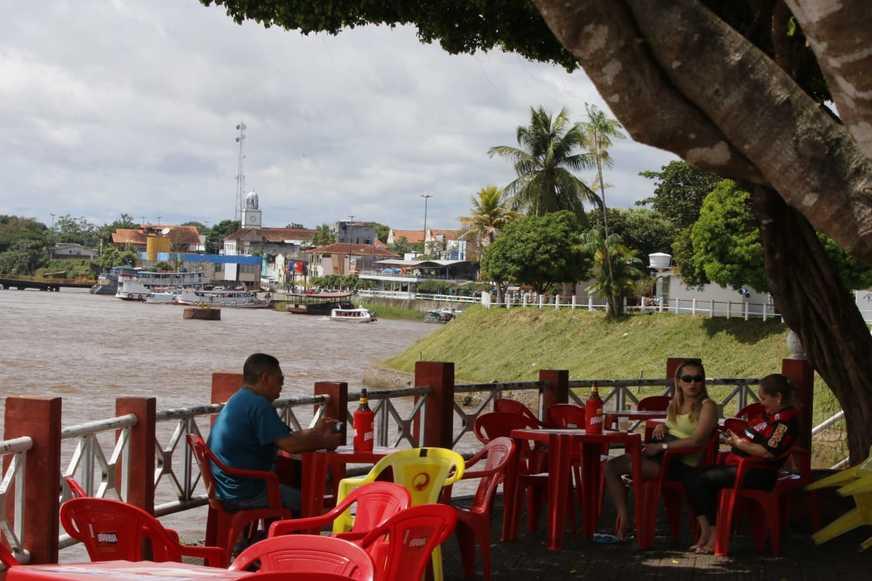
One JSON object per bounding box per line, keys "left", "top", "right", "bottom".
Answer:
{"left": 175, "top": 289, "right": 270, "bottom": 308}
{"left": 286, "top": 291, "right": 355, "bottom": 315}
{"left": 330, "top": 307, "right": 376, "bottom": 323}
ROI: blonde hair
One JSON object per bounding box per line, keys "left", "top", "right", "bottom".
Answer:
{"left": 668, "top": 360, "right": 709, "bottom": 423}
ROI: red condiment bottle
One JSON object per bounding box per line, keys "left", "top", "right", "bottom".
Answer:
{"left": 585, "top": 384, "right": 604, "bottom": 434}
{"left": 353, "top": 388, "right": 375, "bottom": 452}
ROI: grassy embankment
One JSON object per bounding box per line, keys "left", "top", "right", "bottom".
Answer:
{"left": 352, "top": 298, "right": 426, "bottom": 321}
{"left": 383, "top": 306, "right": 843, "bottom": 427}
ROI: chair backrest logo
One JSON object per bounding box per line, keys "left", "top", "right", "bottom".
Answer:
{"left": 412, "top": 472, "right": 430, "bottom": 491}
{"left": 96, "top": 532, "right": 118, "bottom": 544}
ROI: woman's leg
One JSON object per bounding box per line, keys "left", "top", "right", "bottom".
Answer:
{"left": 605, "top": 453, "right": 661, "bottom": 538}
{"left": 683, "top": 466, "right": 737, "bottom": 552}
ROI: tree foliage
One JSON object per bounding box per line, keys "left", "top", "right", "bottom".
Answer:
{"left": 606, "top": 208, "right": 675, "bottom": 263}
{"left": 459, "top": 185, "right": 517, "bottom": 248}
{"left": 482, "top": 211, "right": 590, "bottom": 294}
{"left": 0, "top": 239, "right": 49, "bottom": 275}
{"left": 489, "top": 106, "right": 598, "bottom": 218}
{"left": 370, "top": 222, "right": 390, "bottom": 243}
{"left": 687, "top": 181, "right": 768, "bottom": 292}
{"left": 0, "top": 216, "right": 49, "bottom": 253}
{"left": 639, "top": 161, "right": 722, "bottom": 230}
{"left": 206, "top": 219, "right": 240, "bottom": 254}
{"left": 313, "top": 224, "right": 337, "bottom": 246}
{"left": 55, "top": 214, "right": 98, "bottom": 247}
{"left": 200, "top": 0, "right": 577, "bottom": 70}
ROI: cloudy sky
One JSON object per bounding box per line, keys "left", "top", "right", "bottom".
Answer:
{"left": 1, "top": 0, "right": 677, "bottom": 231}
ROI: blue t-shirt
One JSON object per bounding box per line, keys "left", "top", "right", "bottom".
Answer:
{"left": 207, "top": 387, "right": 291, "bottom": 503}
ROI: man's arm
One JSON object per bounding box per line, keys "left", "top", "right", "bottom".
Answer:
{"left": 275, "top": 417, "right": 343, "bottom": 454}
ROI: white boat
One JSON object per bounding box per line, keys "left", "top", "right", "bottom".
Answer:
{"left": 175, "top": 289, "right": 270, "bottom": 308}
{"left": 145, "top": 291, "right": 179, "bottom": 304}
{"left": 330, "top": 307, "right": 377, "bottom": 323}
{"left": 116, "top": 270, "right": 207, "bottom": 301}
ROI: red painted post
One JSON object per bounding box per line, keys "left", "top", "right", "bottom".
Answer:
{"left": 314, "top": 382, "right": 348, "bottom": 441}
{"left": 539, "top": 370, "right": 569, "bottom": 419}
{"left": 781, "top": 357, "right": 814, "bottom": 453}
{"left": 115, "top": 397, "right": 156, "bottom": 513}
{"left": 417, "top": 362, "right": 454, "bottom": 448}
{"left": 3, "top": 397, "right": 62, "bottom": 564}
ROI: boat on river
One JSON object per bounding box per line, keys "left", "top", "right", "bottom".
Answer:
{"left": 115, "top": 270, "right": 207, "bottom": 301}
{"left": 175, "top": 289, "right": 270, "bottom": 308}
{"left": 145, "top": 291, "right": 179, "bottom": 304}
{"left": 330, "top": 307, "right": 376, "bottom": 323}
{"left": 286, "top": 291, "right": 354, "bottom": 315}
{"left": 424, "top": 307, "right": 460, "bottom": 323}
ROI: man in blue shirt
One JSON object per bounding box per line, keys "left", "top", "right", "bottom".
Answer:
{"left": 208, "top": 353, "right": 342, "bottom": 513}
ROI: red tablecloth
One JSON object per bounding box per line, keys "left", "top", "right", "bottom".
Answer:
{"left": 6, "top": 561, "right": 249, "bottom": 580}
{"left": 508, "top": 429, "right": 644, "bottom": 551}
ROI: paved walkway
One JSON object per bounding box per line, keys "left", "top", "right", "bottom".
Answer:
{"left": 440, "top": 499, "right": 870, "bottom": 580}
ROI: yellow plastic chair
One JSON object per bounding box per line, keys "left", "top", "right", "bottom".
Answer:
{"left": 334, "top": 447, "right": 464, "bottom": 580}
{"left": 806, "top": 447, "right": 872, "bottom": 550}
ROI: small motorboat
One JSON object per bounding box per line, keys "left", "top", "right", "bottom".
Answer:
{"left": 424, "top": 307, "right": 459, "bottom": 323}
{"left": 145, "top": 291, "right": 178, "bottom": 304}
{"left": 330, "top": 307, "right": 377, "bottom": 323}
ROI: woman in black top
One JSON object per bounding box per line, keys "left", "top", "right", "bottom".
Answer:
{"left": 684, "top": 373, "right": 798, "bottom": 554}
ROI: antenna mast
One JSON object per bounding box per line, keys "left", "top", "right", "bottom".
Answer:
{"left": 234, "top": 122, "right": 247, "bottom": 221}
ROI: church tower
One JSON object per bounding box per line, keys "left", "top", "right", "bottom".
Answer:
{"left": 241, "top": 190, "right": 262, "bottom": 229}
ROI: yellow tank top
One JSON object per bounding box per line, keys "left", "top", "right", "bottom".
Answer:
{"left": 666, "top": 410, "right": 704, "bottom": 466}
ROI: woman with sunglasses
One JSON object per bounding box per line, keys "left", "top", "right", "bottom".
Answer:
{"left": 683, "top": 373, "right": 798, "bottom": 554}
{"left": 604, "top": 359, "right": 718, "bottom": 541}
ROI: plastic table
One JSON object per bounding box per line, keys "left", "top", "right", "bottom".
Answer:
{"left": 283, "top": 445, "right": 399, "bottom": 517}
{"left": 508, "top": 428, "right": 644, "bottom": 551}
{"left": 5, "top": 561, "right": 250, "bottom": 580}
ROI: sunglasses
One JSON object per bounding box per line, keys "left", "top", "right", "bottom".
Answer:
{"left": 680, "top": 375, "right": 705, "bottom": 383}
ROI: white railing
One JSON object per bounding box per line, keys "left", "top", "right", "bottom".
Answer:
{"left": 453, "top": 381, "right": 543, "bottom": 447}
{"left": 0, "top": 436, "right": 32, "bottom": 565}
{"left": 59, "top": 414, "right": 138, "bottom": 548}
{"left": 488, "top": 293, "right": 786, "bottom": 322}
{"left": 153, "top": 395, "right": 329, "bottom": 517}
{"left": 357, "top": 289, "right": 479, "bottom": 304}
{"left": 812, "top": 410, "right": 849, "bottom": 469}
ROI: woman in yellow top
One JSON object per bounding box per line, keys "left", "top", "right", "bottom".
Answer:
{"left": 604, "top": 359, "right": 718, "bottom": 540}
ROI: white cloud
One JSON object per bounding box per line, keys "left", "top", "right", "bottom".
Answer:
{"left": 0, "top": 0, "right": 677, "bottom": 229}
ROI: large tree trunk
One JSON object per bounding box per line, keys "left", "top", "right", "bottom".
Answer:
{"left": 751, "top": 186, "right": 872, "bottom": 462}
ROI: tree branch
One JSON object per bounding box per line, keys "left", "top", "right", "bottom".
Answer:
{"left": 531, "top": 0, "right": 762, "bottom": 182}
{"left": 786, "top": 0, "right": 872, "bottom": 160}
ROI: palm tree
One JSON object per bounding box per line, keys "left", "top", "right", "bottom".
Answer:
{"left": 459, "top": 186, "right": 517, "bottom": 252}
{"left": 580, "top": 103, "right": 626, "bottom": 315}
{"left": 488, "top": 107, "right": 599, "bottom": 217}
{"left": 583, "top": 229, "right": 645, "bottom": 318}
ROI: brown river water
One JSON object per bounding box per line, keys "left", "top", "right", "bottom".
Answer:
{"left": 0, "top": 288, "right": 434, "bottom": 558}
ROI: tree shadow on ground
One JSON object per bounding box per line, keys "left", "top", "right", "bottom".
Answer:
{"left": 701, "top": 317, "right": 785, "bottom": 344}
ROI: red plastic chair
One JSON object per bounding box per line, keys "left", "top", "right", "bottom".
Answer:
{"left": 448, "top": 437, "right": 515, "bottom": 581}
{"left": 230, "top": 534, "right": 374, "bottom": 580}
{"left": 633, "top": 430, "right": 720, "bottom": 547}
{"left": 59, "top": 497, "right": 225, "bottom": 566}
{"left": 714, "top": 446, "right": 807, "bottom": 556}
{"left": 474, "top": 412, "right": 550, "bottom": 535}
{"left": 241, "top": 574, "right": 361, "bottom": 581}
{"left": 493, "top": 399, "right": 543, "bottom": 427}
{"left": 64, "top": 475, "right": 88, "bottom": 499}
{"left": 187, "top": 434, "right": 294, "bottom": 564}
{"left": 1, "top": 542, "right": 19, "bottom": 569}
{"left": 268, "top": 482, "right": 411, "bottom": 539}
{"left": 358, "top": 504, "right": 458, "bottom": 581}
{"left": 473, "top": 411, "right": 538, "bottom": 444}
{"left": 638, "top": 395, "right": 670, "bottom": 412}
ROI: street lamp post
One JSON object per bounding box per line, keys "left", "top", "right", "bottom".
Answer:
{"left": 420, "top": 194, "right": 432, "bottom": 256}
